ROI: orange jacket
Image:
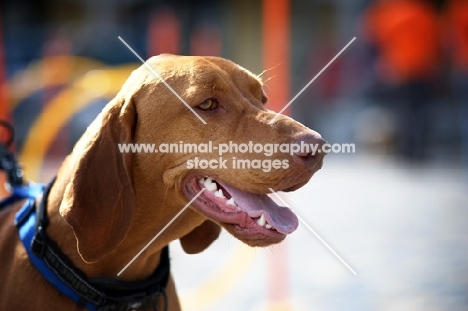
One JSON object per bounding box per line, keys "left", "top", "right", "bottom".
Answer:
{"left": 362, "top": 0, "right": 440, "bottom": 83}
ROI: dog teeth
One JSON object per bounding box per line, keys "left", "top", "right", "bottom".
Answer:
{"left": 256, "top": 214, "right": 266, "bottom": 226}
{"left": 203, "top": 178, "right": 217, "bottom": 192}
{"left": 254, "top": 214, "right": 273, "bottom": 229}
{"left": 201, "top": 179, "right": 239, "bottom": 209}
{"left": 215, "top": 189, "right": 225, "bottom": 198}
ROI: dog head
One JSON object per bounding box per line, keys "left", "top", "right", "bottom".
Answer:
{"left": 59, "top": 55, "right": 326, "bottom": 263}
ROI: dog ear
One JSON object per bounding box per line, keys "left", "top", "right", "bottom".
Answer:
{"left": 59, "top": 97, "right": 136, "bottom": 263}
{"left": 179, "top": 220, "right": 221, "bottom": 254}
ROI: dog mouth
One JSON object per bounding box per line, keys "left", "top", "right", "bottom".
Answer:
{"left": 183, "top": 175, "right": 299, "bottom": 241}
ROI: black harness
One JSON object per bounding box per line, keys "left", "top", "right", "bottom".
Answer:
{"left": 0, "top": 121, "right": 171, "bottom": 310}
{"left": 8, "top": 179, "right": 170, "bottom": 311}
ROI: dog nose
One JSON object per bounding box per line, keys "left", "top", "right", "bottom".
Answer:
{"left": 291, "top": 133, "right": 327, "bottom": 170}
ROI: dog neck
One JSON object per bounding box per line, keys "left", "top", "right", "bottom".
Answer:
{"left": 44, "top": 161, "right": 166, "bottom": 281}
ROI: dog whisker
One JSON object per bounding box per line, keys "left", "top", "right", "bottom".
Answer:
{"left": 257, "top": 63, "right": 282, "bottom": 80}
{"left": 262, "top": 75, "right": 277, "bottom": 85}
{"left": 258, "top": 64, "right": 282, "bottom": 88}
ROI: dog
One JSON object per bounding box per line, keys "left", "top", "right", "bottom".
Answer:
{"left": 0, "top": 55, "right": 325, "bottom": 310}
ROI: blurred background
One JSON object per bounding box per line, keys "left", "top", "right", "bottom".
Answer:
{"left": 0, "top": 0, "right": 467, "bottom": 310}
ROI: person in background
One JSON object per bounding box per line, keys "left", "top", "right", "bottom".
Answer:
{"left": 361, "top": 0, "right": 441, "bottom": 161}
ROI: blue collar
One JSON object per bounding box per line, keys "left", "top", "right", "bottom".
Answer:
{"left": 6, "top": 181, "right": 170, "bottom": 311}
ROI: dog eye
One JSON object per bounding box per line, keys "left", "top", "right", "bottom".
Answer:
{"left": 198, "top": 98, "right": 218, "bottom": 110}
{"left": 261, "top": 95, "right": 267, "bottom": 104}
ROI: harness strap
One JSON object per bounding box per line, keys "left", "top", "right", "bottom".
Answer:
{"left": 15, "top": 199, "right": 102, "bottom": 310}
{"left": 10, "top": 180, "right": 170, "bottom": 311}
{"left": 0, "top": 183, "right": 44, "bottom": 209}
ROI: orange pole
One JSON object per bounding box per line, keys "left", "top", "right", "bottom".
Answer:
{"left": 263, "top": 0, "right": 292, "bottom": 307}
{"left": 263, "top": 0, "right": 290, "bottom": 114}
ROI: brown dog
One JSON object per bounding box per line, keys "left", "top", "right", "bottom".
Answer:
{"left": 0, "top": 55, "right": 325, "bottom": 310}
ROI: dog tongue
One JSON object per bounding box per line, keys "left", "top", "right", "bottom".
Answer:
{"left": 218, "top": 182, "right": 298, "bottom": 234}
